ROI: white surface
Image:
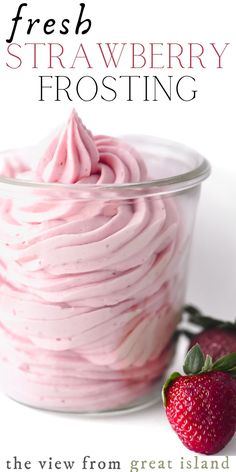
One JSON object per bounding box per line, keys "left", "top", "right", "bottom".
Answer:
{"left": 188, "top": 168, "right": 236, "bottom": 318}
{"left": 0, "top": 0, "right": 236, "bottom": 469}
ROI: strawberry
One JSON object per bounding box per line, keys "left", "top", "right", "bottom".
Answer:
{"left": 185, "top": 305, "right": 236, "bottom": 360}
{"left": 162, "top": 344, "right": 236, "bottom": 455}
{"left": 189, "top": 328, "right": 236, "bottom": 361}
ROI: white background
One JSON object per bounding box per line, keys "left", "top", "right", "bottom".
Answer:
{"left": 0, "top": 0, "right": 235, "bottom": 469}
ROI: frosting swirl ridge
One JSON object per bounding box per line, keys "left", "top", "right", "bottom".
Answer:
{"left": 0, "top": 110, "right": 186, "bottom": 411}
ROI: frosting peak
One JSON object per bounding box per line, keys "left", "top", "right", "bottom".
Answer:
{"left": 36, "top": 110, "right": 99, "bottom": 184}
{"left": 35, "top": 109, "right": 147, "bottom": 186}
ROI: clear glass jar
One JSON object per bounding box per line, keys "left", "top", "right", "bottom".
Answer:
{"left": 0, "top": 136, "right": 210, "bottom": 413}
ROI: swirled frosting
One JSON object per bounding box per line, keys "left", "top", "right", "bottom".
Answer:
{"left": 0, "top": 110, "right": 186, "bottom": 411}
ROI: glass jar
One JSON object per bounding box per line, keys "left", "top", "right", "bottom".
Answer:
{"left": 0, "top": 136, "right": 210, "bottom": 413}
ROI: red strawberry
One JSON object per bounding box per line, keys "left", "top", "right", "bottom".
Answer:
{"left": 185, "top": 305, "right": 236, "bottom": 360}
{"left": 162, "top": 344, "right": 236, "bottom": 455}
{"left": 189, "top": 327, "right": 236, "bottom": 361}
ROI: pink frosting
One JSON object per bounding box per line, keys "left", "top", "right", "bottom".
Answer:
{"left": 0, "top": 110, "right": 186, "bottom": 412}
{"left": 37, "top": 110, "right": 100, "bottom": 183}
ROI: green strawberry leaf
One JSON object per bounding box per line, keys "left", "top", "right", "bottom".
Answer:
{"left": 184, "top": 305, "right": 236, "bottom": 332}
{"left": 183, "top": 344, "right": 205, "bottom": 375}
{"left": 162, "top": 372, "right": 181, "bottom": 407}
{"left": 228, "top": 366, "right": 236, "bottom": 374}
{"left": 200, "top": 354, "right": 213, "bottom": 373}
{"left": 212, "top": 352, "right": 236, "bottom": 372}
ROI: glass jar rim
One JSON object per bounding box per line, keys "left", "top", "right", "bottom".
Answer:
{"left": 0, "top": 135, "right": 211, "bottom": 199}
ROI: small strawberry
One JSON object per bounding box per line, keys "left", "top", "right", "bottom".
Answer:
{"left": 185, "top": 305, "right": 236, "bottom": 360}
{"left": 162, "top": 344, "right": 236, "bottom": 455}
